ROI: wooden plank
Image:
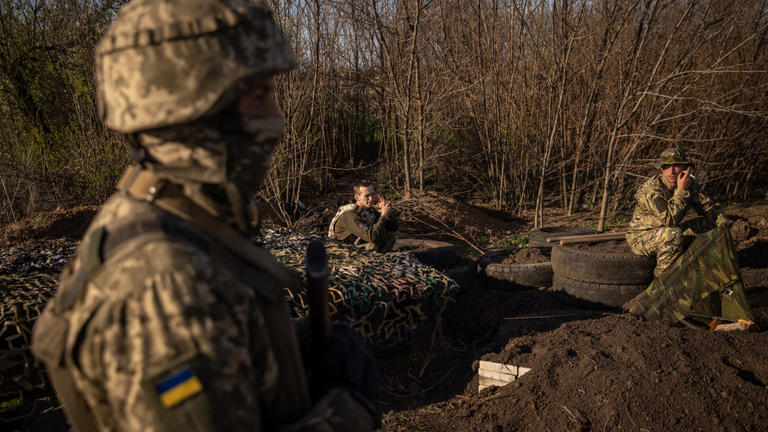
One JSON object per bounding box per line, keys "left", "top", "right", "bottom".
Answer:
{"left": 559, "top": 233, "right": 626, "bottom": 245}
{"left": 545, "top": 232, "right": 627, "bottom": 243}
{"left": 479, "top": 369, "right": 523, "bottom": 382}
{"left": 478, "top": 361, "right": 531, "bottom": 392}
{"left": 479, "top": 376, "right": 510, "bottom": 388}
{"left": 478, "top": 361, "right": 531, "bottom": 376}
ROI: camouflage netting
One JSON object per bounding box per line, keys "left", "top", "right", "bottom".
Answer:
{"left": 0, "top": 230, "right": 458, "bottom": 427}
{"left": 256, "top": 229, "right": 460, "bottom": 350}
{"left": 0, "top": 240, "right": 75, "bottom": 429}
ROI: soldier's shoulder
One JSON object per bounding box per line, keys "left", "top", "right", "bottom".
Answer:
{"left": 638, "top": 174, "right": 664, "bottom": 196}
{"left": 80, "top": 192, "right": 166, "bottom": 241}
{"left": 339, "top": 205, "right": 361, "bottom": 219}
{"left": 80, "top": 195, "right": 219, "bottom": 286}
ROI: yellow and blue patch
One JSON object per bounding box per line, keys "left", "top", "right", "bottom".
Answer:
{"left": 155, "top": 368, "right": 203, "bottom": 408}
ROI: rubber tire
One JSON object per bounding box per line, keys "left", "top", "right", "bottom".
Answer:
{"left": 528, "top": 226, "right": 596, "bottom": 247}
{"left": 551, "top": 242, "right": 654, "bottom": 285}
{"left": 393, "top": 238, "right": 456, "bottom": 269}
{"left": 478, "top": 248, "right": 553, "bottom": 290}
{"left": 553, "top": 274, "right": 647, "bottom": 308}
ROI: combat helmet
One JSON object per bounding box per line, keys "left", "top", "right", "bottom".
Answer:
{"left": 654, "top": 147, "right": 692, "bottom": 169}
{"left": 95, "top": 0, "right": 296, "bottom": 134}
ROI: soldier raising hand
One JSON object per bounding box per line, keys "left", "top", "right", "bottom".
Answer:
{"left": 626, "top": 147, "right": 729, "bottom": 277}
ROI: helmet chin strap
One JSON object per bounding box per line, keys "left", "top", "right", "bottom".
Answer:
{"left": 224, "top": 181, "right": 250, "bottom": 233}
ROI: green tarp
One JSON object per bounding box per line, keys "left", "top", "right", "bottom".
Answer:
{"left": 626, "top": 227, "right": 753, "bottom": 324}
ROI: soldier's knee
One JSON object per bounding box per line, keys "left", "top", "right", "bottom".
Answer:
{"left": 662, "top": 227, "right": 683, "bottom": 245}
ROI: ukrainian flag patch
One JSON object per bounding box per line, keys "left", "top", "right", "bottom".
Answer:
{"left": 156, "top": 368, "right": 203, "bottom": 408}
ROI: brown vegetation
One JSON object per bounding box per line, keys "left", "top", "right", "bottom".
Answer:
{"left": 1, "top": 0, "right": 767, "bottom": 230}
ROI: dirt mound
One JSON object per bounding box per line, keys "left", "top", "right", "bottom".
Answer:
{"left": 500, "top": 247, "right": 550, "bottom": 265}
{"left": 424, "top": 314, "right": 768, "bottom": 432}
{"left": 396, "top": 191, "right": 524, "bottom": 250}
{"left": 566, "top": 238, "right": 633, "bottom": 253}
{"left": 725, "top": 202, "right": 768, "bottom": 249}
{"left": 1, "top": 206, "right": 97, "bottom": 245}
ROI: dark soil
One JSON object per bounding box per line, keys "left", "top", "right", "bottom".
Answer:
{"left": 451, "top": 314, "right": 768, "bottom": 432}
{"left": 567, "top": 238, "right": 634, "bottom": 253}
{"left": 392, "top": 239, "right": 446, "bottom": 253}
{"left": 0, "top": 206, "right": 97, "bottom": 246}
{"left": 500, "top": 247, "right": 551, "bottom": 265}
{"left": 381, "top": 263, "right": 768, "bottom": 431}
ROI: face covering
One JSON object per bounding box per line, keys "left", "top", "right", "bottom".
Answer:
{"left": 137, "top": 110, "right": 285, "bottom": 194}
{"left": 134, "top": 106, "right": 285, "bottom": 234}
{"left": 222, "top": 113, "right": 286, "bottom": 194}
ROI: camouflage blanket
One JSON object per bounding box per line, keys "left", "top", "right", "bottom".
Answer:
{"left": 625, "top": 228, "right": 753, "bottom": 324}
{"left": 257, "top": 229, "right": 460, "bottom": 349}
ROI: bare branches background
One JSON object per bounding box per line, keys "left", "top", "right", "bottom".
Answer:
{"left": 1, "top": 0, "right": 766, "bottom": 228}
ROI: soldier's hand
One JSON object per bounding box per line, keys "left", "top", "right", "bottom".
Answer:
{"left": 295, "top": 320, "right": 381, "bottom": 424}
{"left": 677, "top": 167, "right": 692, "bottom": 191}
{"left": 376, "top": 194, "right": 391, "bottom": 218}
{"left": 716, "top": 213, "right": 732, "bottom": 229}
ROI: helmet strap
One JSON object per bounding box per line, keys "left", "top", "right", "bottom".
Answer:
{"left": 125, "top": 133, "right": 158, "bottom": 168}
{"left": 225, "top": 181, "right": 250, "bottom": 233}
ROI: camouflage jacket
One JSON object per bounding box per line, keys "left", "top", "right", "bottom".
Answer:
{"left": 32, "top": 191, "right": 372, "bottom": 432}
{"left": 627, "top": 173, "right": 725, "bottom": 236}
{"left": 333, "top": 206, "right": 397, "bottom": 246}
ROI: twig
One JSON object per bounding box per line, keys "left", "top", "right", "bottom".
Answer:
{"left": 396, "top": 197, "right": 487, "bottom": 254}
{"left": 419, "top": 317, "right": 441, "bottom": 379}
{"left": 406, "top": 372, "right": 423, "bottom": 385}
{"left": 504, "top": 313, "right": 583, "bottom": 320}
{"left": 406, "top": 211, "right": 486, "bottom": 254}
{"left": 478, "top": 392, "right": 516, "bottom": 403}
{"left": 383, "top": 366, "right": 456, "bottom": 398}
{"left": 531, "top": 400, "right": 541, "bottom": 424}
{"left": 1, "top": 176, "right": 17, "bottom": 222}
{"left": 625, "top": 402, "right": 637, "bottom": 428}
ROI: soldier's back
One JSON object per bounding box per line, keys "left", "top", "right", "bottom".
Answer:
{"left": 34, "top": 193, "right": 287, "bottom": 430}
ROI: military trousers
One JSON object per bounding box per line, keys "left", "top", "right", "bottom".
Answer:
{"left": 627, "top": 217, "right": 715, "bottom": 275}
{"left": 627, "top": 227, "right": 684, "bottom": 275}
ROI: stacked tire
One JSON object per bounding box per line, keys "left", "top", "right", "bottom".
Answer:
{"left": 392, "top": 238, "right": 457, "bottom": 269}
{"left": 478, "top": 226, "right": 595, "bottom": 290}
{"left": 551, "top": 239, "right": 655, "bottom": 308}
{"left": 478, "top": 248, "right": 553, "bottom": 289}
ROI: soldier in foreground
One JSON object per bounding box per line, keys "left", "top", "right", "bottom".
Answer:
{"left": 626, "top": 147, "right": 730, "bottom": 277}
{"left": 328, "top": 181, "right": 398, "bottom": 252}
{"left": 31, "top": 1, "right": 379, "bottom": 430}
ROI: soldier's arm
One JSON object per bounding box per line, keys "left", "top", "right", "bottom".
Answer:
{"left": 645, "top": 189, "right": 690, "bottom": 227}
{"left": 73, "top": 249, "right": 275, "bottom": 431}
{"left": 339, "top": 209, "right": 388, "bottom": 245}
{"left": 690, "top": 181, "right": 726, "bottom": 222}
{"left": 382, "top": 210, "right": 398, "bottom": 232}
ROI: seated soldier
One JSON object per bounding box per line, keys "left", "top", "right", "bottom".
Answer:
{"left": 328, "top": 181, "right": 398, "bottom": 252}
{"left": 626, "top": 147, "right": 730, "bottom": 277}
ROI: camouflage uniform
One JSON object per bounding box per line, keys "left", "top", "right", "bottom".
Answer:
{"left": 331, "top": 205, "right": 398, "bottom": 252}
{"left": 31, "top": 1, "right": 377, "bottom": 431}
{"left": 626, "top": 149, "right": 727, "bottom": 274}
